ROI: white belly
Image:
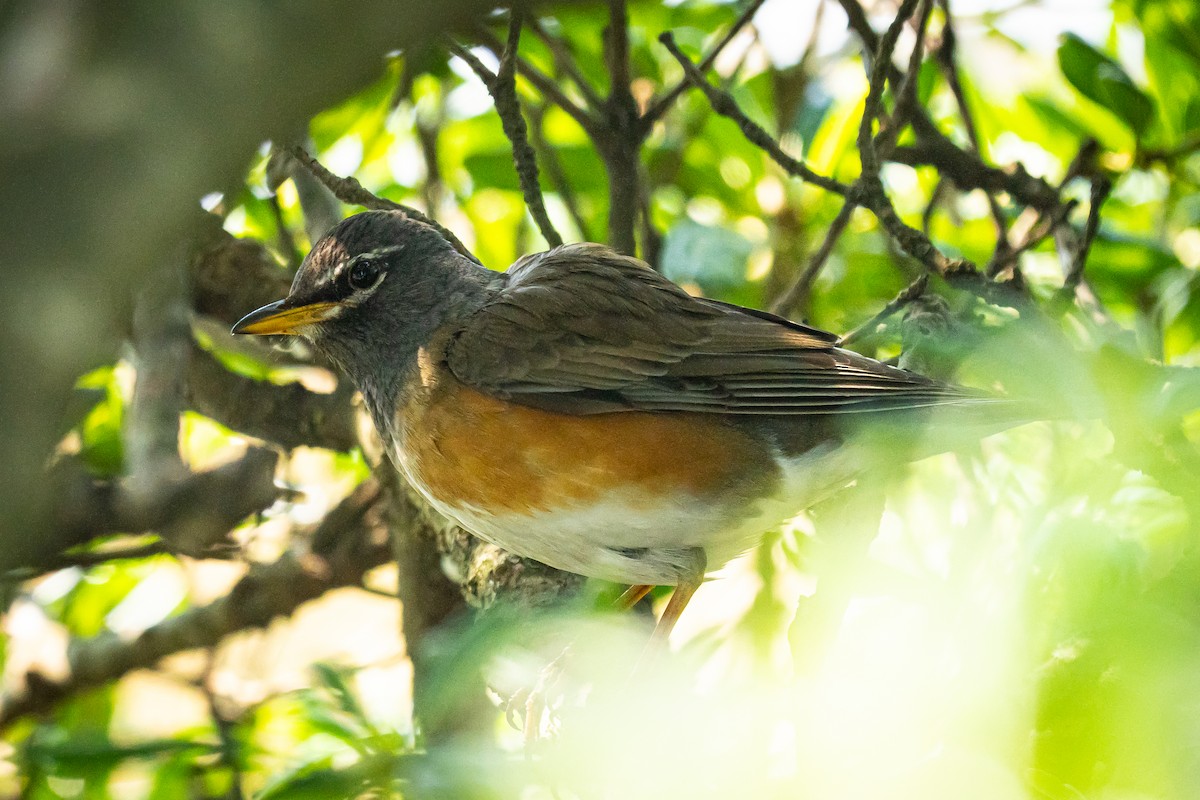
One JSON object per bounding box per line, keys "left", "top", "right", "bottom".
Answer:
{"left": 393, "top": 437, "right": 869, "bottom": 586}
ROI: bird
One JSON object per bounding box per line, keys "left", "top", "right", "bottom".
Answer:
{"left": 233, "top": 209, "right": 1016, "bottom": 645}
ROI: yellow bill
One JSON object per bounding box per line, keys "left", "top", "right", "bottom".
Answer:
{"left": 231, "top": 300, "right": 340, "bottom": 335}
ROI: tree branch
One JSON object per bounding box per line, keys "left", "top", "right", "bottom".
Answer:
{"left": 528, "top": 104, "right": 593, "bottom": 240}
{"left": 0, "top": 478, "right": 391, "bottom": 731}
{"left": 472, "top": 28, "right": 603, "bottom": 138}
{"left": 452, "top": 15, "right": 564, "bottom": 248}
{"left": 856, "top": 0, "right": 966, "bottom": 277}
{"left": 641, "top": 0, "right": 768, "bottom": 129}
{"left": 836, "top": 274, "right": 929, "bottom": 347}
{"left": 185, "top": 343, "right": 357, "bottom": 452}
{"left": 769, "top": 199, "right": 858, "bottom": 317}
{"left": 1054, "top": 176, "right": 1112, "bottom": 309}
{"left": 288, "top": 146, "right": 481, "bottom": 264}
{"left": 526, "top": 17, "right": 606, "bottom": 110}
{"left": 932, "top": 0, "right": 1011, "bottom": 259}
{"left": 658, "top": 32, "right": 850, "bottom": 196}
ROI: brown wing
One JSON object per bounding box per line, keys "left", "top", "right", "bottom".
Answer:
{"left": 446, "top": 244, "right": 989, "bottom": 415}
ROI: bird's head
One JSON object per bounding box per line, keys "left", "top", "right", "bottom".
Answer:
{"left": 232, "top": 210, "right": 491, "bottom": 413}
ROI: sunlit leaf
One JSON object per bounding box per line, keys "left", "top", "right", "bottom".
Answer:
{"left": 1057, "top": 33, "right": 1154, "bottom": 137}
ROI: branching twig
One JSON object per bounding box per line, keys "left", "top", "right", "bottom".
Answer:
{"left": 473, "top": 27, "right": 602, "bottom": 137}
{"left": 288, "top": 145, "right": 480, "bottom": 263}
{"left": 658, "top": 32, "right": 850, "bottom": 196}
{"left": 1055, "top": 176, "right": 1112, "bottom": 308}
{"left": 837, "top": 0, "right": 1060, "bottom": 213}
{"left": 0, "top": 479, "right": 391, "bottom": 730}
{"left": 856, "top": 0, "right": 965, "bottom": 276}
{"left": 836, "top": 274, "right": 929, "bottom": 347}
{"left": 986, "top": 200, "right": 1077, "bottom": 276}
{"left": 874, "top": 0, "right": 934, "bottom": 153}
{"left": 526, "top": 17, "right": 605, "bottom": 110}
{"left": 769, "top": 199, "right": 857, "bottom": 317}
{"left": 641, "top": 0, "right": 769, "bottom": 129}
{"left": 269, "top": 144, "right": 343, "bottom": 245}
{"left": 933, "top": 0, "right": 1011, "bottom": 260}
{"left": 454, "top": 19, "right": 564, "bottom": 248}
{"left": 496, "top": 14, "right": 563, "bottom": 248}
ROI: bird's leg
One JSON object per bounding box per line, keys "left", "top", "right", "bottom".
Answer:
{"left": 615, "top": 583, "right": 654, "bottom": 611}
{"left": 638, "top": 547, "right": 706, "bottom": 670}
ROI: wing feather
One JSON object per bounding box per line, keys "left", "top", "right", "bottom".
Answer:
{"left": 446, "top": 244, "right": 991, "bottom": 415}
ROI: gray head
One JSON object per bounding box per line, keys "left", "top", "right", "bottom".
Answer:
{"left": 233, "top": 210, "right": 493, "bottom": 427}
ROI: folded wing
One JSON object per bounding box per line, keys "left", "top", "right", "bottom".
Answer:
{"left": 446, "top": 244, "right": 992, "bottom": 416}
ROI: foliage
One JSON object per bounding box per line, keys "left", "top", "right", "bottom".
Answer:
{"left": 5, "top": 1, "right": 1200, "bottom": 798}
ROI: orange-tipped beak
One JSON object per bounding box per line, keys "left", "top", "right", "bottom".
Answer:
{"left": 231, "top": 300, "right": 339, "bottom": 335}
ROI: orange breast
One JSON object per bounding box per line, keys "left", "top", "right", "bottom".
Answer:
{"left": 396, "top": 364, "right": 780, "bottom": 516}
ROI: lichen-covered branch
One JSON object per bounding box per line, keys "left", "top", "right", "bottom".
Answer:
{"left": 0, "top": 479, "right": 391, "bottom": 731}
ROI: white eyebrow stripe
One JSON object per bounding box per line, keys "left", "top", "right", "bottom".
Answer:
{"left": 330, "top": 245, "right": 406, "bottom": 282}
{"left": 355, "top": 245, "right": 407, "bottom": 262}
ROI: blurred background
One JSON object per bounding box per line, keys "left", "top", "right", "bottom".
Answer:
{"left": 2, "top": 0, "right": 1199, "bottom": 797}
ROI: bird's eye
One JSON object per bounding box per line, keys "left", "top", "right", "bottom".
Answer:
{"left": 347, "top": 259, "right": 382, "bottom": 291}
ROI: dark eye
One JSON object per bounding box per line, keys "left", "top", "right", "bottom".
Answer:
{"left": 347, "top": 259, "right": 382, "bottom": 291}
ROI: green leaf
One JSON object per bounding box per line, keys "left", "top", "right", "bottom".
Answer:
{"left": 1057, "top": 33, "right": 1154, "bottom": 137}
{"left": 311, "top": 663, "right": 372, "bottom": 734}
{"left": 75, "top": 365, "right": 124, "bottom": 478}
{"left": 660, "top": 220, "right": 753, "bottom": 295}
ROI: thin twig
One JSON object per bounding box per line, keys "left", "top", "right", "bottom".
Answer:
{"left": 266, "top": 194, "right": 301, "bottom": 269}
{"left": 769, "top": 199, "right": 857, "bottom": 317}
{"left": 288, "top": 145, "right": 480, "bottom": 263}
{"left": 857, "top": 0, "right": 919, "bottom": 180}
{"left": 933, "top": 0, "right": 1011, "bottom": 260}
{"left": 526, "top": 17, "right": 605, "bottom": 110}
{"left": 921, "top": 178, "right": 945, "bottom": 236}
{"left": 856, "top": 0, "right": 965, "bottom": 276}
{"left": 472, "top": 27, "right": 602, "bottom": 137}
{"left": 639, "top": 172, "right": 663, "bottom": 268}
{"left": 985, "top": 200, "right": 1077, "bottom": 276}
{"left": 836, "top": 274, "right": 929, "bottom": 347}
{"left": 527, "top": 104, "right": 592, "bottom": 240}
{"left": 48, "top": 541, "right": 173, "bottom": 571}
{"left": 1056, "top": 176, "right": 1112, "bottom": 305}
{"left": 481, "top": 13, "right": 564, "bottom": 247}
{"left": 837, "top": 0, "right": 1060, "bottom": 213}
{"left": 1138, "top": 129, "right": 1200, "bottom": 166}
{"left": 0, "top": 479, "right": 391, "bottom": 730}
{"left": 658, "top": 32, "right": 850, "bottom": 196}
{"left": 641, "top": 0, "right": 769, "bottom": 129}
{"left": 874, "top": 0, "right": 933, "bottom": 152}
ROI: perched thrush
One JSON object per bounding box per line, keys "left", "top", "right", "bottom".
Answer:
{"left": 234, "top": 210, "right": 1011, "bottom": 641}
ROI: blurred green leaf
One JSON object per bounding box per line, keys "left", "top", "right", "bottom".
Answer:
{"left": 660, "top": 219, "right": 753, "bottom": 295}
{"left": 75, "top": 365, "right": 124, "bottom": 478}
{"left": 1057, "top": 33, "right": 1154, "bottom": 137}
{"left": 312, "top": 663, "right": 369, "bottom": 726}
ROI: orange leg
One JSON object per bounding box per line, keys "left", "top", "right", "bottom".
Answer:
{"left": 638, "top": 548, "right": 706, "bottom": 670}
{"left": 615, "top": 583, "right": 654, "bottom": 611}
